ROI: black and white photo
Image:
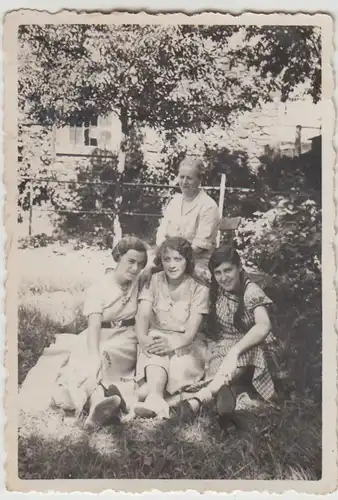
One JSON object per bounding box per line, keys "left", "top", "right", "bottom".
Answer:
{"left": 3, "top": 10, "right": 336, "bottom": 493}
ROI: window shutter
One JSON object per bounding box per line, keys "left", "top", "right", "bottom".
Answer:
{"left": 97, "top": 114, "right": 113, "bottom": 149}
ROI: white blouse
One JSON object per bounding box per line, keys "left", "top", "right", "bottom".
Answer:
{"left": 156, "top": 190, "right": 220, "bottom": 255}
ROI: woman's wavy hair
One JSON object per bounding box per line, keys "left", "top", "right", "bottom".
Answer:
{"left": 154, "top": 237, "right": 195, "bottom": 275}
{"left": 112, "top": 236, "right": 148, "bottom": 268}
{"left": 179, "top": 156, "right": 205, "bottom": 180}
{"left": 208, "top": 244, "right": 248, "bottom": 338}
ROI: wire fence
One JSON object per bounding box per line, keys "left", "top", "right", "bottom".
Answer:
{"left": 18, "top": 174, "right": 319, "bottom": 238}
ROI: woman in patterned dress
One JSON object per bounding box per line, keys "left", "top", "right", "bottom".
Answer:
{"left": 175, "top": 244, "right": 284, "bottom": 426}
{"left": 19, "top": 236, "right": 148, "bottom": 429}
{"left": 133, "top": 237, "right": 210, "bottom": 419}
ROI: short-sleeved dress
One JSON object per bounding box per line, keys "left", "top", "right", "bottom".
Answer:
{"left": 204, "top": 280, "right": 277, "bottom": 400}
{"left": 136, "top": 272, "right": 209, "bottom": 395}
{"left": 19, "top": 271, "right": 140, "bottom": 415}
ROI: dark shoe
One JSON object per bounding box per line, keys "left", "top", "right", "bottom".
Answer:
{"left": 172, "top": 400, "right": 199, "bottom": 422}
{"left": 84, "top": 395, "right": 121, "bottom": 430}
{"left": 216, "top": 384, "right": 236, "bottom": 417}
{"left": 216, "top": 384, "right": 239, "bottom": 432}
{"left": 102, "top": 383, "right": 127, "bottom": 413}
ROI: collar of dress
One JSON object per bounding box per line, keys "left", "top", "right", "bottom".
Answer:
{"left": 180, "top": 190, "right": 203, "bottom": 215}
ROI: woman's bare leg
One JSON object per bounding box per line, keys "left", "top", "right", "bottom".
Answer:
{"left": 137, "top": 382, "right": 149, "bottom": 402}
{"left": 182, "top": 367, "right": 248, "bottom": 413}
{"left": 145, "top": 365, "right": 167, "bottom": 399}
{"left": 89, "top": 385, "right": 106, "bottom": 408}
{"left": 134, "top": 366, "right": 170, "bottom": 418}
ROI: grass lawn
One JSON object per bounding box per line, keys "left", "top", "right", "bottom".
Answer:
{"left": 17, "top": 244, "right": 322, "bottom": 480}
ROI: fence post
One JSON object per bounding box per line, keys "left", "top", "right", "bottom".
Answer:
{"left": 295, "top": 125, "right": 302, "bottom": 157}
{"left": 28, "top": 179, "right": 33, "bottom": 237}
{"left": 51, "top": 124, "right": 56, "bottom": 167}
{"left": 216, "top": 173, "right": 226, "bottom": 246}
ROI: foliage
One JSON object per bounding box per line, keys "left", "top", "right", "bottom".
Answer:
{"left": 19, "top": 24, "right": 242, "bottom": 130}
{"left": 18, "top": 24, "right": 321, "bottom": 237}
{"left": 17, "top": 124, "right": 55, "bottom": 222}
{"left": 257, "top": 152, "right": 321, "bottom": 193}
{"left": 230, "top": 26, "right": 321, "bottom": 104}
{"left": 235, "top": 191, "right": 321, "bottom": 399}
{"left": 18, "top": 233, "right": 55, "bottom": 250}
{"left": 237, "top": 196, "right": 321, "bottom": 276}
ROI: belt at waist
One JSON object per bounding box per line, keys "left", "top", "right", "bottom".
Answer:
{"left": 101, "top": 318, "right": 135, "bottom": 329}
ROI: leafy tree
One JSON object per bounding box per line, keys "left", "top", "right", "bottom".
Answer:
{"left": 229, "top": 26, "right": 321, "bottom": 103}
{"left": 18, "top": 24, "right": 321, "bottom": 239}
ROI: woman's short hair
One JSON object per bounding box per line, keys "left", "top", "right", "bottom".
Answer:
{"left": 208, "top": 244, "right": 246, "bottom": 336}
{"left": 208, "top": 245, "right": 241, "bottom": 274}
{"left": 154, "top": 237, "right": 195, "bottom": 275}
{"left": 179, "top": 156, "right": 205, "bottom": 180}
{"left": 112, "top": 236, "right": 148, "bottom": 267}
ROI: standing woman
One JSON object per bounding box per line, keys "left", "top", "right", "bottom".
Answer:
{"left": 19, "top": 236, "right": 148, "bottom": 429}
{"left": 156, "top": 156, "right": 220, "bottom": 271}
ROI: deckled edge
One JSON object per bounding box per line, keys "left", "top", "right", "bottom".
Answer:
{"left": 2, "top": 9, "right": 337, "bottom": 495}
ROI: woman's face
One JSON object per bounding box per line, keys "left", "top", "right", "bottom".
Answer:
{"left": 213, "top": 261, "right": 241, "bottom": 293}
{"left": 161, "top": 248, "right": 187, "bottom": 281}
{"left": 178, "top": 163, "right": 200, "bottom": 198}
{"left": 116, "top": 249, "right": 147, "bottom": 282}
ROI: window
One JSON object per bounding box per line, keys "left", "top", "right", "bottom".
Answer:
{"left": 69, "top": 113, "right": 98, "bottom": 147}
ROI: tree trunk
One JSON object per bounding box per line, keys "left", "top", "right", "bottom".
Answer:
{"left": 112, "top": 110, "right": 129, "bottom": 247}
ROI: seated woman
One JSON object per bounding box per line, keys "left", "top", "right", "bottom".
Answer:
{"left": 19, "top": 236, "right": 148, "bottom": 429}
{"left": 156, "top": 156, "right": 220, "bottom": 271}
{"left": 133, "top": 237, "right": 210, "bottom": 419}
{"left": 175, "top": 244, "right": 285, "bottom": 428}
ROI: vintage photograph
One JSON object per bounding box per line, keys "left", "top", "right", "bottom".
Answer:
{"left": 3, "top": 11, "right": 336, "bottom": 493}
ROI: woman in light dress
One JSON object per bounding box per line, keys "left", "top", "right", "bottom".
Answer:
{"left": 19, "top": 236, "right": 149, "bottom": 429}
{"left": 132, "top": 237, "right": 210, "bottom": 419}
{"left": 156, "top": 156, "right": 220, "bottom": 271}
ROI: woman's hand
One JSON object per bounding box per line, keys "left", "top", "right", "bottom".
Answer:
{"left": 218, "top": 348, "right": 239, "bottom": 385}
{"left": 146, "top": 335, "right": 176, "bottom": 356}
{"left": 139, "top": 336, "right": 155, "bottom": 357}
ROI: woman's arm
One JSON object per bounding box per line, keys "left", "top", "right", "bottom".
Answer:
{"left": 86, "top": 313, "right": 103, "bottom": 380}
{"left": 147, "top": 313, "right": 204, "bottom": 355}
{"left": 231, "top": 306, "right": 272, "bottom": 357}
{"left": 172, "top": 312, "right": 204, "bottom": 349}
{"left": 135, "top": 299, "right": 153, "bottom": 350}
{"left": 87, "top": 313, "right": 102, "bottom": 356}
{"left": 216, "top": 306, "right": 271, "bottom": 384}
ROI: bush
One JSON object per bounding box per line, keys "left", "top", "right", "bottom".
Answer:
{"left": 18, "top": 233, "right": 56, "bottom": 249}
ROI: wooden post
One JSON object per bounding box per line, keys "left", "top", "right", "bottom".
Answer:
{"left": 216, "top": 173, "right": 226, "bottom": 246}
{"left": 51, "top": 124, "right": 56, "bottom": 167}
{"left": 28, "top": 179, "right": 33, "bottom": 237}
{"left": 295, "top": 125, "right": 302, "bottom": 157}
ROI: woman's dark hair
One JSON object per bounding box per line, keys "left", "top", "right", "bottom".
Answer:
{"left": 112, "top": 236, "right": 148, "bottom": 268}
{"left": 208, "top": 244, "right": 248, "bottom": 338}
{"left": 154, "top": 237, "right": 195, "bottom": 275}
